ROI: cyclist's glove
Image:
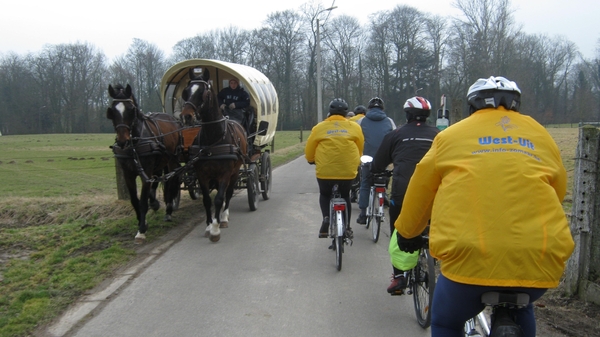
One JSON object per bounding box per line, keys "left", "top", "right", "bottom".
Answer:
{"left": 396, "top": 231, "right": 423, "bottom": 253}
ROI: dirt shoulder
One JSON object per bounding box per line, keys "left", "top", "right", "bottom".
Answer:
{"left": 534, "top": 287, "right": 600, "bottom": 336}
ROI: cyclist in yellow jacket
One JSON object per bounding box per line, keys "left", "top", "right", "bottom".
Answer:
{"left": 305, "top": 98, "right": 364, "bottom": 241}
{"left": 349, "top": 105, "right": 366, "bottom": 122}
{"left": 395, "top": 76, "right": 574, "bottom": 337}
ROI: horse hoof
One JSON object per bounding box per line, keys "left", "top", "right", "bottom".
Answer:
{"left": 220, "top": 222, "right": 228, "bottom": 228}
{"left": 134, "top": 232, "right": 146, "bottom": 244}
{"left": 164, "top": 214, "right": 172, "bottom": 222}
{"left": 204, "top": 229, "right": 210, "bottom": 238}
{"left": 210, "top": 234, "right": 221, "bottom": 242}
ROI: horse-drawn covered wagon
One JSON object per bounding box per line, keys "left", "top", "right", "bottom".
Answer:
{"left": 106, "top": 59, "right": 278, "bottom": 243}
{"left": 159, "top": 59, "right": 279, "bottom": 241}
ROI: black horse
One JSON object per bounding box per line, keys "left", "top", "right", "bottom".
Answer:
{"left": 107, "top": 84, "right": 182, "bottom": 243}
{"left": 180, "top": 68, "right": 248, "bottom": 242}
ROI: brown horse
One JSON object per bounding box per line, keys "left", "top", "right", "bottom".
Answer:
{"left": 180, "top": 68, "right": 247, "bottom": 242}
{"left": 107, "top": 84, "right": 182, "bottom": 243}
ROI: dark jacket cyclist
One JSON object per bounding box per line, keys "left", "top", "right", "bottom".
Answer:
{"left": 356, "top": 97, "right": 395, "bottom": 224}
{"left": 371, "top": 96, "right": 439, "bottom": 294}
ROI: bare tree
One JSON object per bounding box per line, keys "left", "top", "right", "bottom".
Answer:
{"left": 322, "top": 15, "right": 363, "bottom": 103}
{"left": 32, "top": 42, "right": 107, "bottom": 133}
{"left": 0, "top": 53, "right": 40, "bottom": 134}
{"left": 171, "top": 32, "right": 219, "bottom": 62}
{"left": 119, "top": 39, "right": 167, "bottom": 112}
{"left": 583, "top": 42, "right": 600, "bottom": 120}
{"left": 452, "top": 0, "right": 519, "bottom": 77}
{"left": 259, "top": 10, "right": 306, "bottom": 129}
{"left": 364, "top": 5, "right": 438, "bottom": 119}
{"left": 425, "top": 15, "right": 448, "bottom": 115}
{"left": 216, "top": 26, "right": 250, "bottom": 63}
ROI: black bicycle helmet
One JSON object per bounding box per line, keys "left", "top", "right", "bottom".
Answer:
{"left": 467, "top": 76, "right": 521, "bottom": 114}
{"left": 354, "top": 105, "right": 367, "bottom": 115}
{"left": 329, "top": 98, "right": 349, "bottom": 116}
{"left": 403, "top": 96, "right": 432, "bottom": 122}
{"left": 368, "top": 97, "right": 384, "bottom": 110}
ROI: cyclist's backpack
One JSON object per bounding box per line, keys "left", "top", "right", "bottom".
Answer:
{"left": 389, "top": 229, "right": 418, "bottom": 270}
{"left": 489, "top": 306, "right": 524, "bottom": 337}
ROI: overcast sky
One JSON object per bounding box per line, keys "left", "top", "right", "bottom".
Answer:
{"left": 1, "top": 0, "right": 598, "bottom": 61}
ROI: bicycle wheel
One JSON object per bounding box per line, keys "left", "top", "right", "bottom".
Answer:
{"left": 365, "top": 188, "right": 375, "bottom": 229}
{"left": 412, "top": 248, "right": 436, "bottom": 328}
{"left": 372, "top": 215, "right": 381, "bottom": 243}
{"left": 371, "top": 194, "right": 382, "bottom": 243}
{"left": 335, "top": 235, "right": 343, "bottom": 271}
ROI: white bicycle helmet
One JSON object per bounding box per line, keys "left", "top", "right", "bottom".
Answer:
{"left": 403, "top": 96, "right": 432, "bottom": 122}
{"left": 467, "top": 76, "right": 521, "bottom": 114}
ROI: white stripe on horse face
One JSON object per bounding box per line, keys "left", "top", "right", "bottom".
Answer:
{"left": 190, "top": 83, "right": 201, "bottom": 95}
{"left": 115, "top": 102, "right": 126, "bottom": 116}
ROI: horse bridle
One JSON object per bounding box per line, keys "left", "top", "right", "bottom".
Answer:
{"left": 183, "top": 79, "right": 212, "bottom": 115}
{"left": 111, "top": 98, "right": 139, "bottom": 131}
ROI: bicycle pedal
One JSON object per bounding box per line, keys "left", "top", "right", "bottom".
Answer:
{"left": 390, "top": 290, "right": 404, "bottom": 296}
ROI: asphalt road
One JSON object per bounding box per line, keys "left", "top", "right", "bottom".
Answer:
{"left": 64, "top": 156, "right": 431, "bottom": 337}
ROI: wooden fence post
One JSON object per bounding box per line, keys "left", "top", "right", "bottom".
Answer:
{"left": 114, "top": 158, "right": 130, "bottom": 200}
{"left": 565, "top": 125, "right": 599, "bottom": 298}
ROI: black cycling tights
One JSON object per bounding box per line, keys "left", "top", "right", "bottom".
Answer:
{"left": 317, "top": 178, "right": 353, "bottom": 223}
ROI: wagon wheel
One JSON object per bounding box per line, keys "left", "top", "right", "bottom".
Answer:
{"left": 183, "top": 170, "right": 201, "bottom": 200}
{"left": 260, "top": 151, "right": 272, "bottom": 200}
{"left": 247, "top": 164, "right": 260, "bottom": 211}
{"left": 188, "top": 180, "right": 201, "bottom": 200}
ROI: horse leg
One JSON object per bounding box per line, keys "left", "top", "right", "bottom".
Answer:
{"left": 163, "top": 162, "right": 181, "bottom": 221}
{"left": 135, "top": 180, "right": 152, "bottom": 244}
{"left": 163, "top": 179, "right": 173, "bottom": 222}
{"left": 209, "top": 182, "right": 229, "bottom": 242}
{"left": 149, "top": 180, "right": 160, "bottom": 211}
{"left": 200, "top": 183, "right": 217, "bottom": 239}
{"left": 125, "top": 178, "right": 140, "bottom": 221}
{"left": 220, "top": 180, "right": 236, "bottom": 228}
{"left": 122, "top": 168, "right": 145, "bottom": 241}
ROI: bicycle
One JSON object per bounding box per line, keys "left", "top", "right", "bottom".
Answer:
{"left": 397, "top": 232, "right": 437, "bottom": 329}
{"left": 350, "top": 165, "right": 361, "bottom": 203}
{"left": 328, "top": 184, "right": 352, "bottom": 271}
{"left": 464, "top": 291, "right": 530, "bottom": 337}
{"left": 365, "top": 170, "right": 391, "bottom": 243}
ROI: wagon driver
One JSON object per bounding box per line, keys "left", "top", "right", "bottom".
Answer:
{"left": 218, "top": 78, "right": 251, "bottom": 133}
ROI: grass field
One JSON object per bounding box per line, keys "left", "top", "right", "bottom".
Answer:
{"left": 0, "top": 131, "right": 307, "bottom": 198}
{"left": 0, "top": 127, "right": 580, "bottom": 337}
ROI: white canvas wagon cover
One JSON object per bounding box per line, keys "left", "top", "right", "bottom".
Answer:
{"left": 160, "top": 59, "right": 279, "bottom": 146}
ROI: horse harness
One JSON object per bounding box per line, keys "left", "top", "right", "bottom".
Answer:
{"left": 183, "top": 79, "right": 248, "bottom": 162}
{"left": 110, "top": 99, "right": 182, "bottom": 182}
{"left": 188, "top": 117, "right": 247, "bottom": 162}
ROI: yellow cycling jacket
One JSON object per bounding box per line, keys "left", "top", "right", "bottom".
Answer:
{"left": 305, "top": 115, "right": 364, "bottom": 180}
{"left": 349, "top": 114, "right": 365, "bottom": 122}
{"left": 396, "top": 107, "right": 574, "bottom": 288}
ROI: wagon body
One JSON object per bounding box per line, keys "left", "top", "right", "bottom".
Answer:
{"left": 160, "top": 59, "right": 278, "bottom": 147}
{"left": 160, "top": 59, "right": 276, "bottom": 210}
